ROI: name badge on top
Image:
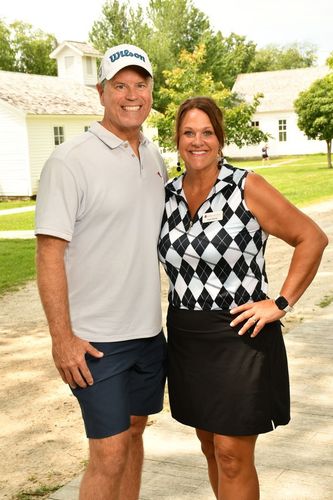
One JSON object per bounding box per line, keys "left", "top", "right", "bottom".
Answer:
{"left": 202, "top": 211, "right": 223, "bottom": 223}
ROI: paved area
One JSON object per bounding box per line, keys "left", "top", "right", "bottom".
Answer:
{"left": 0, "top": 205, "right": 35, "bottom": 216}
{"left": 50, "top": 300, "right": 333, "bottom": 500}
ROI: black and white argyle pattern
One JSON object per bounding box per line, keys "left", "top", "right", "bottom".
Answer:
{"left": 158, "top": 163, "right": 269, "bottom": 310}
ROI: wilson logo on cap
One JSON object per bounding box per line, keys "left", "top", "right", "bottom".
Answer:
{"left": 98, "top": 44, "right": 153, "bottom": 83}
{"left": 109, "top": 49, "right": 146, "bottom": 64}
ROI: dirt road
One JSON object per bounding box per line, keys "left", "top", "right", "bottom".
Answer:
{"left": 0, "top": 201, "right": 332, "bottom": 499}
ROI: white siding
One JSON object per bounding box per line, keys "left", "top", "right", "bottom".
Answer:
{"left": 56, "top": 47, "right": 98, "bottom": 86}
{"left": 0, "top": 102, "right": 31, "bottom": 196}
{"left": 27, "top": 114, "right": 102, "bottom": 194}
{"left": 225, "top": 111, "right": 327, "bottom": 159}
{"left": 82, "top": 56, "right": 99, "bottom": 86}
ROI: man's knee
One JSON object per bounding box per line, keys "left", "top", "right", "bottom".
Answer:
{"left": 130, "top": 415, "right": 148, "bottom": 439}
{"left": 88, "top": 430, "right": 131, "bottom": 476}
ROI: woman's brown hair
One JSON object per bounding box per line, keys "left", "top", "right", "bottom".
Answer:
{"left": 175, "top": 96, "right": 225, "bottom": 149}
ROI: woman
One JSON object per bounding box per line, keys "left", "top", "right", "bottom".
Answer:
{"left": 158, "top": 96, "right": 328, "bottom": 499}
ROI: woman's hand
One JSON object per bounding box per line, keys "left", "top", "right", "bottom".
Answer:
{"left": 230, "top": 299, "right": 285, "bottom": 338}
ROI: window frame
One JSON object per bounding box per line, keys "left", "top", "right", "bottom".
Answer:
{"left": 278, "top": 119, "right": 287, "bottom": 142}
{"left": 53, "top": 126, "right": 65, "bottom": 146}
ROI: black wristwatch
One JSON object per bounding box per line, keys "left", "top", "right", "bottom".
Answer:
{"left": 275, "top": 295, "right": 294, "bottom": 313}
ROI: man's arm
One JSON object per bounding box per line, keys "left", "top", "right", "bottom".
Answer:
{"left": 36, "top": 235, "right": 103, "bottom": 388}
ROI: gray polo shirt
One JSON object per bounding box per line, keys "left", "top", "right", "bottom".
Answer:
{"left": 35, "top": 121, "right": 167, "bottom": 342}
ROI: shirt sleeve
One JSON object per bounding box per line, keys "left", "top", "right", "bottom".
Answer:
{"left": 35, "top": 156, "right": 81, "bottom": 241}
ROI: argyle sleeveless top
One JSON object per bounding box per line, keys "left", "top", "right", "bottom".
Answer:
{"left": 158, "top": 163, "right": 269, "bottom": 310}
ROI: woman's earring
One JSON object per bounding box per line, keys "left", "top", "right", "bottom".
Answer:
{"left": 176, "top": 153, "right": 182, "bottom": 172}
{"left": 217, "top": 149, "right": 224, "bottom": 169}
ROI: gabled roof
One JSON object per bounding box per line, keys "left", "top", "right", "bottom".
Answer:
{"left": 0, "top": 70, "right": 103, "bottom": 115}
{"left": 50, "top": 41, "right": 102, "bottom": 59}
{"left": 232, "top": 66, "right": 331, "bottom": 113}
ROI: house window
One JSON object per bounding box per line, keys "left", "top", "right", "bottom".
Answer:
{"left": 54, "top": 126, "right": 64, "bottom": 146}
{"left": 86, "top": 57, "right": 93, "bottom": 75}
{"left": 251, "top": 121, "right": 259, "bottom": 128}
{"left": 279, "top": 119, "right": 287, "bottom": 142}
{"left": 64, "top": 56, "right": 74, "bottom": 70}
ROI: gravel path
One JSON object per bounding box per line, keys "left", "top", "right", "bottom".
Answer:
{"left": 0, "top": 200, "right": 332, "bottom": 499}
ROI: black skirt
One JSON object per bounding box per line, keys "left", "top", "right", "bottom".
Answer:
{"left": 167, "top": 307, "right": 290, "bottom": 436}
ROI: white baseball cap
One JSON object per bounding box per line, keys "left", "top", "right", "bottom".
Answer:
{"left": 98, "top": 44, "right": 153, "bottom": 83}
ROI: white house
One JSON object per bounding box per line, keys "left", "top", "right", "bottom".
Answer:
{"left": 225, "top": 66, "right": 331, "bottom": 159}
{"left": 50, "top": 40, "right": 101, "bottom": 86}
{"left": 0, "top": 41, "right": 158, "bottom": 197}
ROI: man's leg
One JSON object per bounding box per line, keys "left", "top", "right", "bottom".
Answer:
{"left": 119, "top": 415, "right": 148, "bottom": 500}
{"left": 79, "top": 428, "right": 131, "bottom": 500}
{"left": 80, "top": 415, "right": 148, "bottom": 500}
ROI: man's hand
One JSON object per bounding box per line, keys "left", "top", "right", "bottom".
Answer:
{"left": 52, "top": 335, "right": 104, "bottom": 388}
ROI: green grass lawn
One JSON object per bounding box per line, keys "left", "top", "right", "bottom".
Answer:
{"left": 232, "top": 154, "right": 333, "bottom": 206}
{"left": 169, "top": 154, "right": 332, "bottom": 207}
{"left": 0, "top": 211, "right": 35, "bottom": 231}
{"left": 0, "top": 239, "right": 36, "bottom": 295}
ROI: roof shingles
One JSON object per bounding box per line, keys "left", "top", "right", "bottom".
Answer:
{"left": 0, "top": 70, "right": 103, "bottom": 115}
{"left": 232, "top": 66, "right": 330, "bottom": 113}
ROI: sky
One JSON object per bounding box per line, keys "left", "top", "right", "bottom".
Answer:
{"left": 1, "top": 0, "right": 332, "bottom": 63}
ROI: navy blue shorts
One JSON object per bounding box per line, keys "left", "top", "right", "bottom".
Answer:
{"left": 71, "top": 331, "right": 167, "bottom": 439}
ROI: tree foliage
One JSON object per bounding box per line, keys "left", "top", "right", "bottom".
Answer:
{"left": 250, "top": 43, "right": 317, "bottom": 72}
{"left": 149, "top": 45, "right": 268, "bottom": 151}
{"left": 0, "top": 19, "right": 15, "bottom": 71}
{"left": 326, "top": 52, "right": 333, "bottom": 70}
{"left": 89, "top": 0, "right": 211, "bottom": 110}
{"left": 202, "top": 31, "right": 256, "bottom": 89}
{"left": 0, "top": 19, "right": 57, "bottom": 75}
{"left": 294, "top": 74, "right": 333, "bottom": 167}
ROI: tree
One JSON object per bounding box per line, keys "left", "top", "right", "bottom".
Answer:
{"left": 146, "top": 0, "right": 210, "bottom": 56}
{"left": 89, "top": 0, "right": 133, "bottom": 50}
{"left": 294, "top": 74, "right": 333, "bottom": 168}
{"left": 326, "top": 52, "right": 333, "bottom": 69}
{"left": 150, "top": 44, "right": 268, "bottom": 151}
{"left": 250, "top": 43, "right": 317, "bottom": 72}
{"left": 0, "top": 19, "right": 57, "bottom": 75}
{"left": 11, "top": 21, "right": 57, "bottom": 75}
{"left": 202, "top": 31, "right": 256, "bottom": 89}
{"left": 89, "top": 0, "right": 211, "bottom": 111}
{"left": 0, "top": 19, "right": 15, "bottom": 70}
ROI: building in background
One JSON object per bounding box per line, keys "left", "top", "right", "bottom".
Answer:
{"left": 0, "top": 41, "right": 158, "bottom": 197}
{"left": 225, "top": 66, "right": 330, "bottom": 159}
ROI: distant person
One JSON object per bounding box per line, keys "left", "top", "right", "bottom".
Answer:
{"left": 35, "top": 44, "right": 167, "bottom": 500}
{"left": 262, "top": 143, "right": 269, "bottom": 162}
{"left": 158, "top": 96, "right": 328, "bottom": 500}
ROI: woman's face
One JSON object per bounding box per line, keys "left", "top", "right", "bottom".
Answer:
{"left": 178, "top": 108, "right": 220, "bottom": 174}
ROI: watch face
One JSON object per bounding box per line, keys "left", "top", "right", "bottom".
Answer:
{"left": 275, "top": 296, "right": 289, "bottom": 310}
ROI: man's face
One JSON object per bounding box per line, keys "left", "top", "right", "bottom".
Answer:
{"left": 97, "top": 67, "right": 153, "bottom": 139}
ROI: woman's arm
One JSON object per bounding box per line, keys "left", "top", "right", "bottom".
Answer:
{"left": 230, "top": 172, "right": 328, "bottom": 337}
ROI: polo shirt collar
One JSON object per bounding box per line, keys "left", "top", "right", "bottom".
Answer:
{"left": 166, "top": 163, "right": 236, "bottom": 198}
{"left": 89, "top": 121, "right": 148, "bottom": 149}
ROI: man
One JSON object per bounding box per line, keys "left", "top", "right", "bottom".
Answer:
{"left": 35, "top": 44, "right": 167, "bottom": 500}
